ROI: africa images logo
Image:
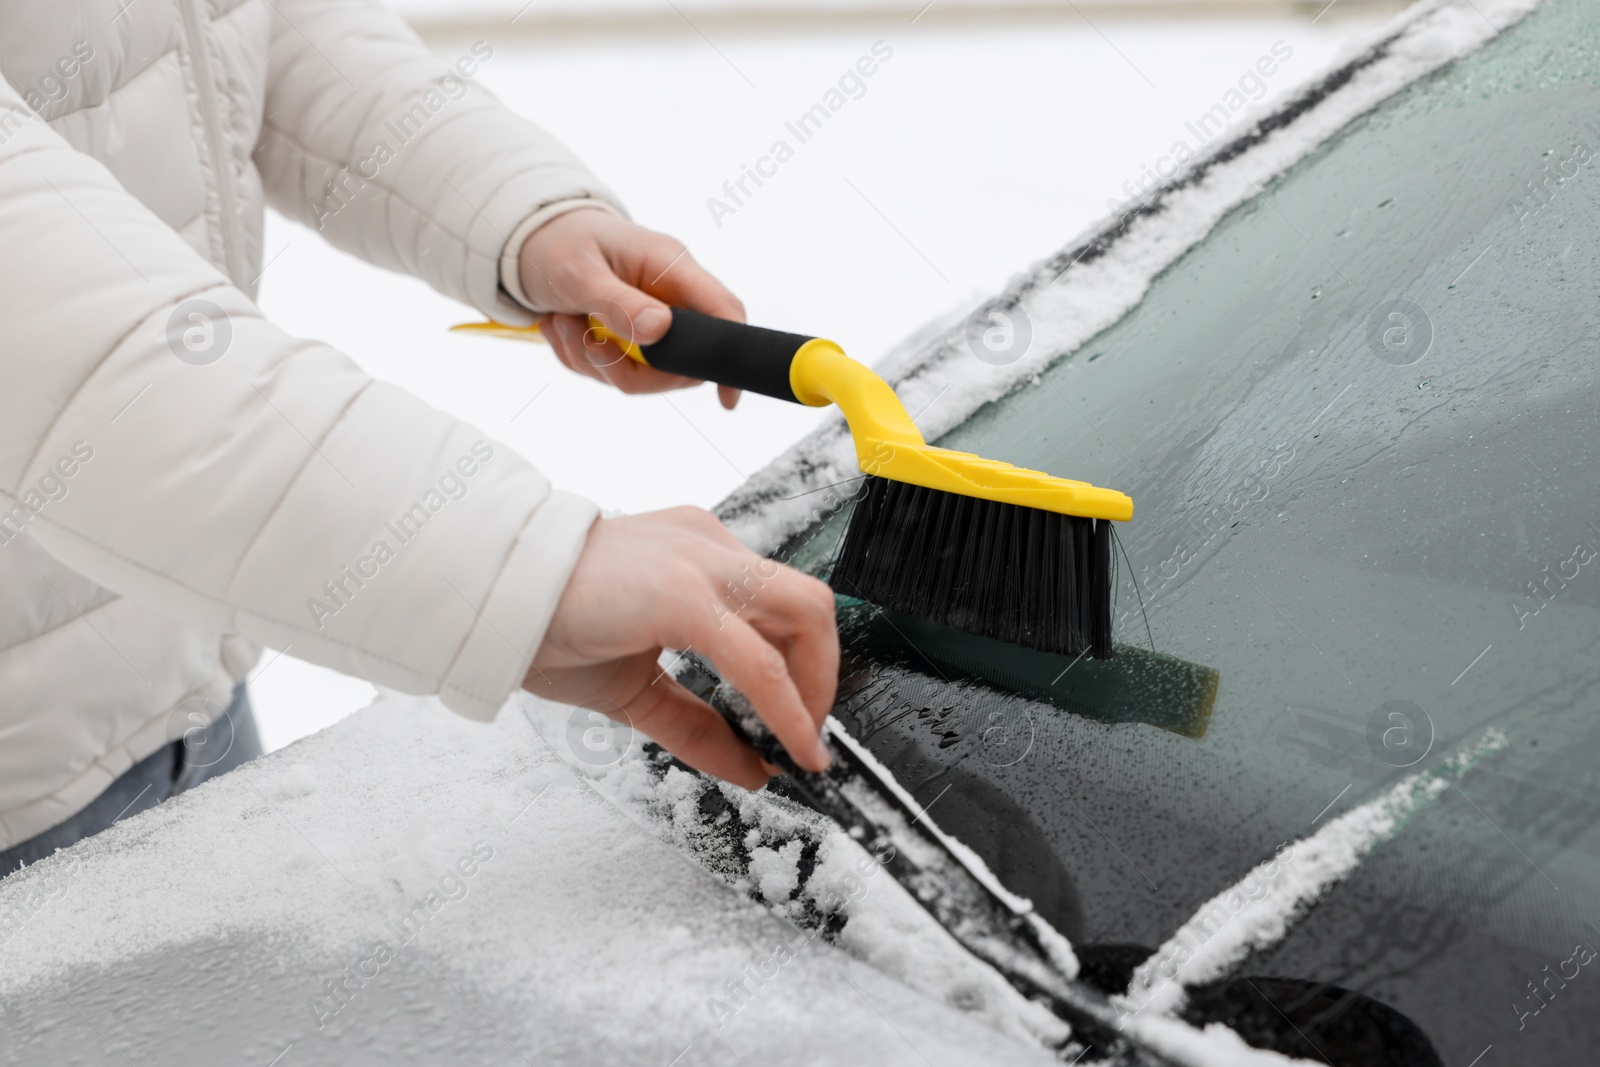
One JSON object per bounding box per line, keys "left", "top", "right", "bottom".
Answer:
{"left": 167, "top": 299, "right": 232, "bottom": 365}
{"left": 1365, "top": 299, "right": 1433, "bottom": 367}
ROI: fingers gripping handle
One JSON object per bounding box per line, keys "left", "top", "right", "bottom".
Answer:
{"left": 621, "top": 308, "right": 817, "bottom": 405}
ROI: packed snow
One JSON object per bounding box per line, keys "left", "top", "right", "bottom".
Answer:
{"left": 522, "top": 696, "right": 1081, "bottom": 1052}
{"left": 0, "top": 692, "right": 1062, "bottom": 1066}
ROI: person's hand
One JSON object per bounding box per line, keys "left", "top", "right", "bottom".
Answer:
{"left": 524, "top": 507, "right": 838, "bottom": 788}
{"left": 518, "top": 208, "right": 745, "bottom": 409}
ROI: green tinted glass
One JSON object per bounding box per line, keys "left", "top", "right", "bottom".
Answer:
{"left": 790, "top": 0, "right": 1600, "bottom": 1060}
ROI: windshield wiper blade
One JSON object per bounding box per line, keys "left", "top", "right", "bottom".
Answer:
{"left": 699, "top": 667, "right": 1172, "bottom": 1065}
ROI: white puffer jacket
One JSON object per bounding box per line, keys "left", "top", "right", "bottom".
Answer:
{"left": 0, "top": 0, "right": 624, "bottom": 848}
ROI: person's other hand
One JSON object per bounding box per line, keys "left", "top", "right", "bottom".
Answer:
{"left": 518, "top": 209, "right": 745, "bottom": 409}
{"left": 524, "top": 507, "right": 838, "bottom": 789}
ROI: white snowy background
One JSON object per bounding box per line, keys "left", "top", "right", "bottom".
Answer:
{"left": 251, "top": 2, "right": 1390, "bottom": 749}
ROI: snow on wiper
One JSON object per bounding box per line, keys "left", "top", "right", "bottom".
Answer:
{"left": 697, "top": 669, "right": 1331, "bottom": 1066}
{"left": 1119, "top": 727, "right": 1510, "bottom": 1022}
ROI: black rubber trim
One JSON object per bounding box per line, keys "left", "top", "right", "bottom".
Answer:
{"left": 638, "top": 308, "right": 811, "bottom": 404}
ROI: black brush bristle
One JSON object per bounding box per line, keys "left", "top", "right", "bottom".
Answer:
{"left": 831, "top": 478, "right": 1115, "bottom": 658}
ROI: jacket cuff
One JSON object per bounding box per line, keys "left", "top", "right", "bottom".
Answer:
{"left": 461, "top": 173, "right": 627, "bottom": 327}
{"left": 498, "top": 199, "right": 623, "bottom": 315}
{"left": 438, "top": 489, "right": 599, "bottom": 721}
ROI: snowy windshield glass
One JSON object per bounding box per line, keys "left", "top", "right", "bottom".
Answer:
{"left": 785, "top": 0, "right": 1600, "bottom": 1061}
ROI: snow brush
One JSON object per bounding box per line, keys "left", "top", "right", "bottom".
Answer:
{"left": 452, "top": 309, "right": 1133, "bottom": 657}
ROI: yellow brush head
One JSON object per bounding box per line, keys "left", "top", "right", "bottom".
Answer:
{"left": 787, "top": 338, "right": 1133, "bottom": 523}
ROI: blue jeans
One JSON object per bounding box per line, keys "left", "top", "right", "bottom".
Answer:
{"left": 0, "top": 683, "right": 261, "bottom": 879}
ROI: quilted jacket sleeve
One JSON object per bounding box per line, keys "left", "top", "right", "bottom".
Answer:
{"left": 0, "top": 71, "right": 597, "bottom": 722}
{"left": 253, "top": 0, "right": 627, "bottom": 324}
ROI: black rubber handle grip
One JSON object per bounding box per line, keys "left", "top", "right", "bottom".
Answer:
{"left": 637, "top": 308, "right": 812, "bottom": 404}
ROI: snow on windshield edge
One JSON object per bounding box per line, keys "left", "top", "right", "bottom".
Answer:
{"left": 713, "top": 0, "right": 1545, "bottom": 560}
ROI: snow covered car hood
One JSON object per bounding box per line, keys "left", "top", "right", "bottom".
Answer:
{"left": 0, "top": 693, "right": 1063, "bottom": 1066}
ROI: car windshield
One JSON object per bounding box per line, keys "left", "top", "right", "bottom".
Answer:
{"left": 780, "top": 0, "right": 1600, "bottom": 1061}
